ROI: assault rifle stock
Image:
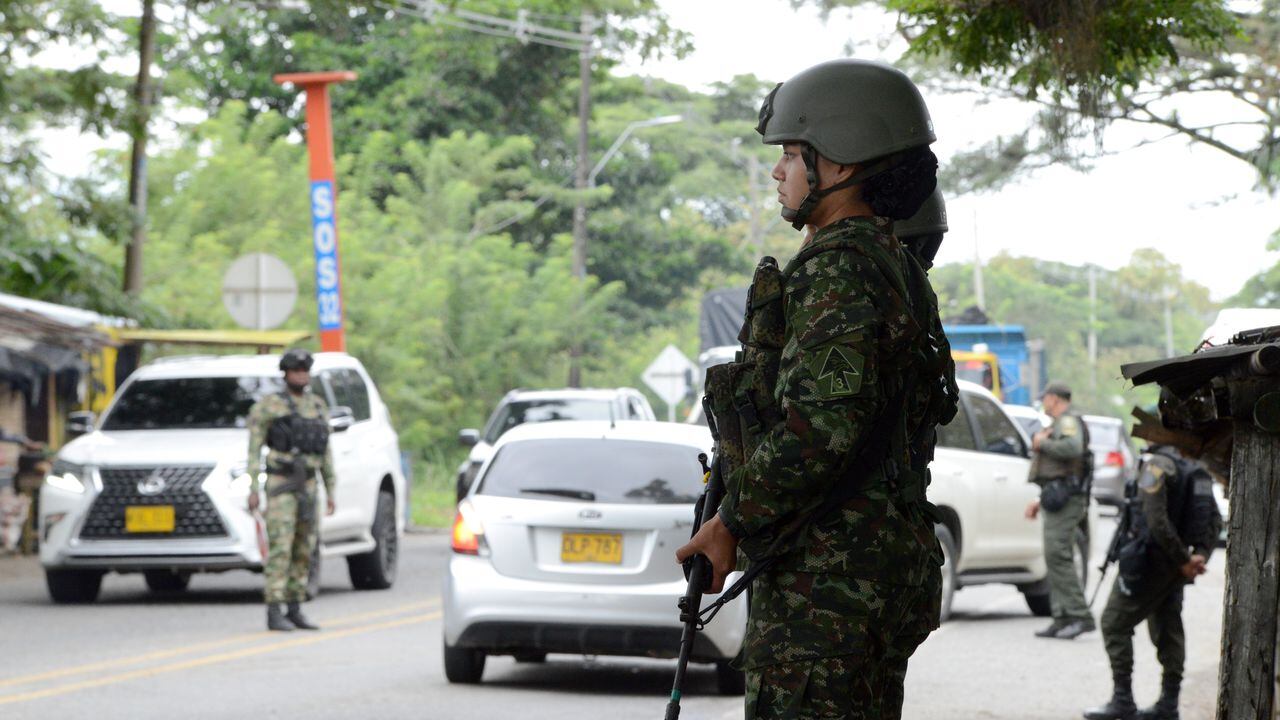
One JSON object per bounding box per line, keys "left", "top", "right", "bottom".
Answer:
{"left": 1090, "top": 487, "right": 1135, "bottom": 607}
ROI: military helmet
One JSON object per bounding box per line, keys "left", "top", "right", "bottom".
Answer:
{"left": 757, "top": 59, "right": 935, "bottom": 165}
{"left": 895, "top": 188, "right": 948, "bottom": 240}
{"left": 279, "top": 348, "right": 314, "bottom": 372}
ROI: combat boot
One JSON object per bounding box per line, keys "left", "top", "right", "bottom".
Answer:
{"left": 1135, "top": 677, "right": 1180, "bottom": 720}
{"left": 286, "top": 601, "right": 319, "bottom": 630}
{"left": 267, "top": 603, "right": 296, "bottom": 632}
{"left": 1083, "top": 677, "right": 1137, "bottom": 720}
{"left": 1035, "top": 619, "right": 1069, "bottom": 638}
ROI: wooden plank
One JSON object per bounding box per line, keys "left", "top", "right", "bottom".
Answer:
{"left": 1217, "top": 403, "right": 1280, "bottom": 719}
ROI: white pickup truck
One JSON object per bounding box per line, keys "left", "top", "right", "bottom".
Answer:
{"left": 929, "top": 380, "right": 1095, "bottom": 619}
{"left": 39, "top": 353, "right": 407, "bottom": 603}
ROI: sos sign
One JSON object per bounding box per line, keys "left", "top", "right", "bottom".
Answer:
{"left": 310, "top": 180, "right": 343, "bottom": 332}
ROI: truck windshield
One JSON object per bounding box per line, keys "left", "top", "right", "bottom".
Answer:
{"left": 954, "top": 359, "right": 996, "bottom": 392}
{"left": 483, "top": 399, "right": 613, "bottom": 444}
{"left": 102, "top": 376, "right": 285, "bottom": 430}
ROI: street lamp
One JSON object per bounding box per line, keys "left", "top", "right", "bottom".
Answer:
{"left": 568, "top": 113, "right": 684, "bottom": 387}
{"left": 587, "top": 114, "right": 684, "bottom": 188}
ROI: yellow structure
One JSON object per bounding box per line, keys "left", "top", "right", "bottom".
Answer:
{"left": 952, "top": 349, "right": 1002, "bottom": 400}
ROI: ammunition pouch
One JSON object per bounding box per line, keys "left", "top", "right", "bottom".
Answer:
{"left": 265, "top": 393, "right": 331, "bottom": 456}
{"left": 1039, "top": 476, "right": 1083, "bottom": 513}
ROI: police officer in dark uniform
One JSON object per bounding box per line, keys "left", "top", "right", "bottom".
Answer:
{"left": 1083, "top": 443, "right": 1222, "bottom": 720}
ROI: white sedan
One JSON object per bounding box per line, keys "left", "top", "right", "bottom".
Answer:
{"left": 442, "top": 420, "right": 747, "bottom": 694}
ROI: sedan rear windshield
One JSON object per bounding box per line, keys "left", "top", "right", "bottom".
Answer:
{"left": 483, "top": 399, "right": 613, "bottom": 444}
{"left": 102, "top": 376, "right": 285, "bottom": 430}
{"left": 1084, "top": 419, "right": 1124, "bottom": 448}
{"left": 479, "top": 439, "right": 705, "bottom": 504}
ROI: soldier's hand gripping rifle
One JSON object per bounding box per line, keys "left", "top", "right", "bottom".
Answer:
{"left": 664, "top": 447, "right": 725, "bottom": 720}
{"left": 1090, "top": 486, "right": 1135, "bottom": 607}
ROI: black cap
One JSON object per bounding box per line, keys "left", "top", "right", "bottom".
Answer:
{"left": 279, "top": 348, "right": 314, "bottom": 372}
{"left": 1042, "top": 381, "right": 1072, "bottom": 400}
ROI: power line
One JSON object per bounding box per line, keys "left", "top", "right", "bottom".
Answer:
{"left": 373, "top": 0, "right": 600, "bottom": 52}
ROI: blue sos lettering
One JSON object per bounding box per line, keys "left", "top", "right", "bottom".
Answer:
{"left": 310, "top": 180, "right": 343, "bottom": 330}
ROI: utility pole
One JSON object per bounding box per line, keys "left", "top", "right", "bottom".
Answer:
{"left": 568, "top": 11, "right": 595, "bottom": 388}
{"left": 972, "top": 208, "right": 985, "bottom": 311}
{"left": 1088, "top": 265, "right": 1098, "bottom": 398}
{"left": 123, "top": 0, "right": 156, "bottom": 295}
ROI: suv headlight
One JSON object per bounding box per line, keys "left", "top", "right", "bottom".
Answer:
{"left": 228, "top": 463, "right": 259, "bottom": 494}
{"left": 45, "top": 460, "right": 88, "bottom": 494}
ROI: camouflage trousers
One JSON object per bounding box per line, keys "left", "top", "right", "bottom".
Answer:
{"left": 743, "top": 570, "right": 940, "bottom": 719}
{"left": 263, "top": 476, "right": 318, "bottom": 604}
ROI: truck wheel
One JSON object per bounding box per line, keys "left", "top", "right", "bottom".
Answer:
{"left": 934, "top": 524, "right": 958, "bottom": 623}
{"left": 443, "top": 642, "right": 486, "bottom": 684}
{"left": 1019, "top": 579, "right": 1052, "bottom": 617}
{"left": 46, "top": 569, "right": 104, "bottom": 604}
{"left": 716, "top": 661, "right": 746, "bottom": 695}
{"left": 305, "top": 540, "right": 321, "bottom": 600}
{"left": 144, "top": 569, "right": 191, "bottom": 593}
{"left": 348, "top": 490, "right": 398, "bottom": 590}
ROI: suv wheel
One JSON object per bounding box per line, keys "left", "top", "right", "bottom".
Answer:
{"left": 348, "top": 490, "right": 398, "bottom": 590}
{"left": 934, "top": 524, "right": 958, "bottom": 623}
{"left": 716, "top": 661, "right": 746, "bottom": 695}
{"left": 144, "top": 569, "right": 191, "bottom": 593}
{"left": 305, "top": 540, "right": 321, "bottom": 600}
{"left": 46, "top": 569, "right": 104, "bottom": 604}
{"left": 443, "top": 642, "right": 485, "bottom": 684}
{"left": 1019, "top": 580, "right": 1052, "bottom": 617}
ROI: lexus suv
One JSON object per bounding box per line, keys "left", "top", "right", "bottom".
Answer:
{"left": 39, "top": 353, "right": 406, "bottom": 603}
{"left": 929, "top": 381, "right": 1097, "bottom": 619}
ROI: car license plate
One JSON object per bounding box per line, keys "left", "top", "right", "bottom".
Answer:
{"left": 560, "top": 532, "right": 623, "bottom": 564}
{"left": 125, "top": 506, "right": 175, "bottom": 533}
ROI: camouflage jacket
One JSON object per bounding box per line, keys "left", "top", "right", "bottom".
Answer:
{"left": 718, "top": 215, "right": 945, "bottom": 587}
{"left": 1029, "top": 413, "right": 1084, "bottom": 483}
{"left": 246, "top": 389, "right": 335, "bottom": 496}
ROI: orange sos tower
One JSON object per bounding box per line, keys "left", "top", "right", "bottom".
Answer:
{"left": 273, "top": 71, "right": 356, "bottom": 352}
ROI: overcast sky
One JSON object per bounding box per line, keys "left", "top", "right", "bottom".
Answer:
{"left": 619, "top": 0, "right": 1278, "bottom": 301}
{"left": 38, "top": 0, "right": 1277, "bottom": 301}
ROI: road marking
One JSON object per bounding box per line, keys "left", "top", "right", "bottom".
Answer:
{"left": 0, "top": 610, "right": 441, "bottom": 706}
{"left": 0, "top": 598, "right": 438, "bottom": 690}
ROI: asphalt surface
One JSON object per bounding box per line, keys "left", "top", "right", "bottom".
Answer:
{"left": 0, "top": 517, "right": 1224, "bottom": 719}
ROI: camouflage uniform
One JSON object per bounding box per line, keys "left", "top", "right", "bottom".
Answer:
{"left": 246, "top": 389, "right": 335, "bottom": 604}
{"left": 718, "top": 216, "right": 955, "bottom": 719}
{"left": 1029, "top": 413, "right": 1092, "bottom": 624}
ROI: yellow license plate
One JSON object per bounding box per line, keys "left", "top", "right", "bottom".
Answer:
{"left": 560, "top": 532, "right": 623, "bottom": 564}
{"left": 125, "top": 506, "right": 176, "bottom": 533}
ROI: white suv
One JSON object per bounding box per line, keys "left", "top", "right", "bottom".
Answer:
{"left": 929, "top": 381, "right": 1095, "bottom": 619}
{"left": 455, "top": 388, "right": 656, "bottom": 501}
{"left": 39, "top": 353, "right": 406, "bottom": 603}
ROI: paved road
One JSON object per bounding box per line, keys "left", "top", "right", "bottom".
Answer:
{"left": 0, "top": 519, "right": 1224, "bottom": 719}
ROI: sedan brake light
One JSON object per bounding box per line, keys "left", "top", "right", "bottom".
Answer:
{"left": 451, "top": 501, "right": 485, "bottom": 555}
{"left": 1105, "top": 451, "right": 1125, "bottom": 467}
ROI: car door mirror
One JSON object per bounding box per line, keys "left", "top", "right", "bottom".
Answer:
{"left": 329, "top": 406, "right": 355, "bottom": 432}
{"left": 458, "top": 429, "right": 480, "bottom": 447}
{"left": 67, "top": 410, "right": 96, "bottom": 437}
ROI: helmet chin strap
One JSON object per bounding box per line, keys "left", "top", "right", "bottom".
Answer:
{"left": 781, "top": 145, "right": 900, "bottom": 231}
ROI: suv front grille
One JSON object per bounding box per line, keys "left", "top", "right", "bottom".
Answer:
{"left": 80, "top": 466, "right": 226, "bottom": 540}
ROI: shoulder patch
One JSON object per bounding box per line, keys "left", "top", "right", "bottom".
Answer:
{"left": 1058, "top": 415, "right": 1079, "bottom": 437}
{"left": 1138, "top": 454, "right": 1174, "bottom": 494}
{"left": 807, "top": 342, "right": 865, "bottom": 399}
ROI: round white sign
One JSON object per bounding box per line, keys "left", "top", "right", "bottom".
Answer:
{"left": 221, "top": 253, "right": 298, "bottom": 330}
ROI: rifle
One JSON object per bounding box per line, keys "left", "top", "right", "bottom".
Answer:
{"left": 664, "top": 448, "right": 725, "bottom": 720}
{"left": 1089, "top": 486, "right": 1135, "bottom": 607}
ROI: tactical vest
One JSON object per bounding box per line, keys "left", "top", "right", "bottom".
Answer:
{"left": 266, "top": 392, "right": 330, "bottom": 456}
{"left": 704, "top": 232, "right": 957, "bottom": 559}
{"left": 1130, "top": 448, "right": 1218, "bottom": 562}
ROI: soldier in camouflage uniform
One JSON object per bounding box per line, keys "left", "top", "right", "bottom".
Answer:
{"left": 677, "top": 59, "right": 957, "bottom": 719}
{"left": 246, "top": 348, "right": 336, "bottom": 631}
